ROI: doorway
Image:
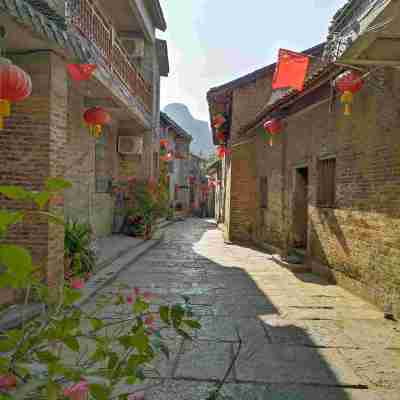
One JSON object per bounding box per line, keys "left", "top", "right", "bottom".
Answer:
{"left": 293, "top": 167, "right": 309, "bottom": 249}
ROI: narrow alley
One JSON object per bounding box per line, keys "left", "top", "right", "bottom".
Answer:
{"left": 86, "top": 219, "right": 400, "bottom": 399}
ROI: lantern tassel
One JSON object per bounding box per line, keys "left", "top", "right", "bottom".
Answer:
{"left": 269, "top": 137, "right": 273, "bottom": 147}
{"left": 341, "top": 91, "right": 353, "bottom": 116}
{"left": 0, "top": 100, "right": 11, "bottom": 128}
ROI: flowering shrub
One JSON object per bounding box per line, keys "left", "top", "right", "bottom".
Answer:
{"left": 0, "top": 179, "right": 201, "bottom": 399}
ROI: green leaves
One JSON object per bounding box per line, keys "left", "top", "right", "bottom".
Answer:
{"left": 171, "top": 304, "right": 185, "bottom": 329}
{"left": 183, "top": 319, "right": 201, "bottom": 329}
{"left": 0, "top": 210, "right": 23, "bottom": 236}
{"left": 0, "top": 186, "right": 31, "bottom": 201}
{"left": 90, "top": 318, "right": 104, "bottom": 332}
{"left": 30, "top": 191, "right": 51, "bottom": 209}
{"left": 36, "top": 351, "right": 59, "bottom": 364}
{"left": 89, "top": 383, "right": 111, "bottom": 400}
{"left": 0, "top": 244, "right": 33, "bottom": 288}
{"left": 133, "top": 297, "right": 149, "bottom": 314}
{"left": 45, "top": 177, "right": 72, "bottom": 192}
{"left": 159, "top": 305, "right": 170, "bottom": 325}
{"left": 63, "top": 336, "right": 80, "bottom": 352}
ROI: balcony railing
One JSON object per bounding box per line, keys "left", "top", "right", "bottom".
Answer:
{"left": 70, "top": 0, "right": 153, "bottom": 112}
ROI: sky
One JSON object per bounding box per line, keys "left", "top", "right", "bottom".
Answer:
{"left": 157, "top": 0, "right": 348, "bottom": 122}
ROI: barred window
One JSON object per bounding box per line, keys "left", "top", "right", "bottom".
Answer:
{"left": 318, "top": 158, "right": 336, "bottom": 207}
{"left": 260, "top": 177, "right": 268, "bottom": 209}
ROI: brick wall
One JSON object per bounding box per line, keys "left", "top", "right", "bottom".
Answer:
{"left": 229, "top": 141, "right": 257, "bottom": 243}
{"left": 230, "top": 74, "right": 273, "bottom": 142}
{"left": 0, "top": 52, "right": 67, "bottom": 303}
{"left": 259, "top": 68, "right": 400, "bottom": 317}
{"left": 253, "top": 129, "right": 286, "bottom": 251}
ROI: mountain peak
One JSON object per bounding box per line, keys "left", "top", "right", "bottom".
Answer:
{"left": 164, "top": 103, "right": 191, "bottom": 117}
{"left": 163, "top": 103, "right": 214, "bottom": 157}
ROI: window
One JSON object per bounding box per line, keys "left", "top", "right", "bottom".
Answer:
{"left": 260, "top": 177, "right": 268, "bottom": 209}
{"left": 95, "top": 131, "right": 112, "bottom": 193}
{"left": 153, "top": 152, "right": 158, "bottom": 173}
{"left": 318, "top": 158, "right": 336, "bottom": 207}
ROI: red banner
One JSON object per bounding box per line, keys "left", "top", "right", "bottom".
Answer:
{"left": 272, "top": 49, "right": 310, "bottom": 92}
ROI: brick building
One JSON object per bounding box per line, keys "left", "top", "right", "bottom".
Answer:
{"left": 159, "top": 112, "right": 192, "bottom": 211}
{"left": 0, "top": 0, "right": 169, "bottom": 304}
{"left": 207, "top": 0, "right": 400, "bottom": 317}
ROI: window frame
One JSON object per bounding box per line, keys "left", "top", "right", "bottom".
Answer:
{"left": 260, "top": 176, "right": 269, "bottom": 209}
{"left": 317, "top": 156, "right": 336, "bottom": 208}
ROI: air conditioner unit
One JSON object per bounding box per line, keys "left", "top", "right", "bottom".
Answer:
{"left": 118, "top": 136, "right": 143, "bottom": 155}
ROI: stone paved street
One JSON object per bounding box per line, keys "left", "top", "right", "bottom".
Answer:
{"left": 86, "top": 219, "right": 400, "bottom": 399}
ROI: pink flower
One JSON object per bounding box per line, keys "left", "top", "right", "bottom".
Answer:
{"left": 0, "top": 375, "right": 17, "bottom": 391}
{"left": 134, "top": 287, "right": 140, "bottom": 296}
{"left": 143, "top": 291, "right": 153, "bottom": 301}
{"left": 128, "top": 391, "right": 145, "bottom": 400}
{"left": 50, "top": 195, "right": 64, "bottom": 206}
{"left": 64, "top": 380, "right": 89, "bottom": 400}
{"left": 144, "top": 315, "right": 155, "bottom": 327}
{"left": 71, "top": 278, "right": 85, "bottom": 290}
{"left": 127, "top": 295, "right": 134, "bottom": 304}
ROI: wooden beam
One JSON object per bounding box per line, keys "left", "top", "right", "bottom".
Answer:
{"left": 340, "top": 58, "right": 400, "bottom": 66}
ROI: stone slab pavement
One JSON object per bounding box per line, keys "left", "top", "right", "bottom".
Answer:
{"left": 84, "top": 218, "right": 400, "bottom": 399}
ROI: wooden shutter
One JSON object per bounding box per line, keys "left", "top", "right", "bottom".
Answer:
{"left": 318, "top": 158, "right": 336, "bottom": 207}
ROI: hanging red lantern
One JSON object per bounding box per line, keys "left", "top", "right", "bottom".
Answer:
{"left": 216, "top": 129, "right": 226, "bottom": 143}
{"left": 0, "top": 58, "right": 32, "bottom": 129}
{"left": 83, "top": 107, "right": 111, "bottom": 138}
{"left": 67, "top": 64, "right": 97, "bottom": 81}
{"left": 217, "top": 145, "right": 230, "bottom": 160}
{"left": 263, "top": 118, "right": 282, "bottom": 146}
{"left": 212, "top": 113, "right": 226, "bottom": 129}
{"left": 334, "top": 70, "right": 363, "bottom": 116}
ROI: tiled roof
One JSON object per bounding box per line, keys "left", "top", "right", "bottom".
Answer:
{"left": 237, "top": 62, "right": 342, "bottom": 136}
{"left": 160, "top": 111, "right": 192, "bottom": 141}
{"left": 207, "top": 43, "right": 326, "bottom": 98}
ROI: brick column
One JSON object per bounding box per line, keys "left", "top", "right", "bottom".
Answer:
{"left": 0, "top": 52, "right": 68, "bottom": 302}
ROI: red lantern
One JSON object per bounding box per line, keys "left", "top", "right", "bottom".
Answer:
{"left": 212, "top": 113, "right": 226, "bottom": 129}
{"left": 67, "top": 64, "right": 96, "bottom": 81}
{"left": 216, "top": 129, "right": 226, "bottom": 143}
{"left": 83, "top": 107, "right": 111, "bottom": 138}
{"left": 263, "top": 118, "right": 282, "bottom": 146}
{"left": 334, "top": 70, "right": 363, "bottom": 116}
{"left": 0, "top": 58, "right": 32, "bottom": 129}
{"left": 217, "top": 145, "right": 230, "bottom": 160}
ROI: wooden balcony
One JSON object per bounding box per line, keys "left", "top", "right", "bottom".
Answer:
{"left": 70, "top": 0, "right": 153, "bottom": 112}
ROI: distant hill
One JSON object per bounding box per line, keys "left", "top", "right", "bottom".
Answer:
{"left": 163, "top": 103, "right": 214, "bottom": 158}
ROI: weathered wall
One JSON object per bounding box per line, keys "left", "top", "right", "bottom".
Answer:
{"left": 253, "top": 128, "right": 286, "bottom": 251}
{"left": 230, "top": 73, "right": 273, "bottom": 141}
{"left": 229, "top": 141, "right": 257, "bottom": 243}
{"left": 260, "top": 68, "right": 400, "bottom": 316}
{"left": 0, "top": 52, "right": 67, "bottom": 303}
{"left": 64, "top": 84, "right": 118, "bottom": 238}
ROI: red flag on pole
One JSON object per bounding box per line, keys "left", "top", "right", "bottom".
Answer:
{"left": 272, "top": 49, "right": 310, "bottom": 92}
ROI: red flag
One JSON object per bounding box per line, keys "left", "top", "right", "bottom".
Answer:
{"left": 272, "top": 49, "right": 310, "bottom": 91}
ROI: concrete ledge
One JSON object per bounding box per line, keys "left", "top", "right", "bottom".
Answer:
{"left": 0, "top": 224, "right": 171, "bottom": 331}
{"left": 271, "top": 254, "right": 311, "bottom": 274}
{"left": 76, "top": 233, "right": 164, "bottom": 306}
